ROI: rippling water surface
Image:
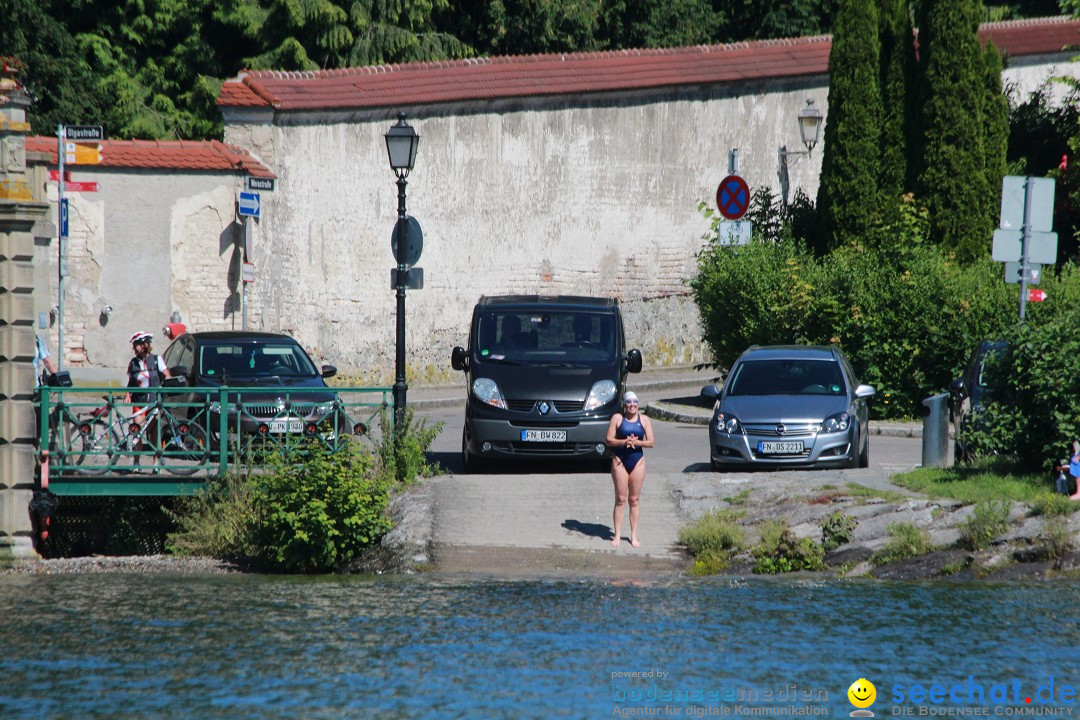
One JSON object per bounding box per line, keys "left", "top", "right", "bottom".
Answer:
{"left": 1, "top": 574, "right": 1077, "bottom": 719}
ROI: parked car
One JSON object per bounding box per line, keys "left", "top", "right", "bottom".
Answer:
{"left": 948, "top": 340, "right": 1008, "bottom": 462}
{"left": 700, "top": 345, "right": 876, "bottom": 470}
{"left": 160, "top": 331, "right": 356, "bottom": 447}
{"left": 451, "top": 295, "right": 642, "bottom": 471}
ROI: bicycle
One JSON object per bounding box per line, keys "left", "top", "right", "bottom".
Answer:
{"left": 66, "top": 394, "right": 210, "bottom": 475}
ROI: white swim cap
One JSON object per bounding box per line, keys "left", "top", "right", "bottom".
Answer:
{"left": 623, "top": 391, "right": 639, "bottom": 404}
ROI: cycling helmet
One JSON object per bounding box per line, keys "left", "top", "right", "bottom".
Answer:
{"left": 129, "top": 331, "right": 153, "bottom": 346}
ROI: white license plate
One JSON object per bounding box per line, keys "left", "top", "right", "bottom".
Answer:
{"left": 758, "top": 440, "right": 804, "bottom": 454}
{"left": 521, "top": 430, "right": 567, "bottom": 442}
{"left": 269, "top": 419, "right": 304, "bottom": 434}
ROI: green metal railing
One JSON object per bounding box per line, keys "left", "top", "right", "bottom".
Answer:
{"left": 36, "top": 385, "right": 391, "bottom": 496}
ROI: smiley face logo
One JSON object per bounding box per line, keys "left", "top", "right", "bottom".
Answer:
{"left": 848, "top": 678, "right": 876, "bottom": 711}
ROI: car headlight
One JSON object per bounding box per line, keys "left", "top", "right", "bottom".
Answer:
{"left": 821, "top": 412, "right": 851, "bottom": 433}
{"left": 472, "top": 378, "right": 507, "bottom": 409}
{"left": 715, "top": 412, "right": 742, "bottom": 434}
{"left": 207, "top": 402, "right": 237, "bottom": 415}
{"left": 584, "top": 380, "right": 617, "bottom": 412}
{"left": 314, "top": 402, "right": 335, "bottom": 416}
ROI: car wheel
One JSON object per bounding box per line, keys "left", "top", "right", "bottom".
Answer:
{"left": 858, "top": 435, "right": 869, "bottom": 468}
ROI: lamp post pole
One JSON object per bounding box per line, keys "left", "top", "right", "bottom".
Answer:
{"left": 393, "top": 174, "right": 408, "bottom": 433}
{"left": 384, "top": 113, "right": 420, "bottom": 441}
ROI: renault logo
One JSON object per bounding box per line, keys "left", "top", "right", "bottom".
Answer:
{"left": 776, "top": 424, "right": 787, "bottom": 435}
{"left": 539, "top": 401, "right": 550, "bottom": 415}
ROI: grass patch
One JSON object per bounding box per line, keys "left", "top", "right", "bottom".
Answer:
{"left": 820, "top": 511, "right": 857, "bottom": 553}
{"left": 752, "top": 519, "right": 825, "bottom": 574}
{"left": 1033, "top": 517, "right": 1075, "bottom": 561}
{"left": 1030, "top": 493, "right": 1080, "bottom": 517}
{"left": 958, "top": 499, "right": 1012, "bottom": 551}
{"left": 723, "top": 488, "right": 751, "bottom": 506}
{"left": 892, "top": 462, "right": 1050, "bottom": 505}
{"left": 870, "top": 522, "right": 932, "bottom": 566}
{"left": 843, "top": 483, "right": 907, "bottom": 503}
{"left": 679, "top": 510, "right": 745, "bottom": 576}
{"left": 939, "top": 558, "right": 971, "bottom": 576}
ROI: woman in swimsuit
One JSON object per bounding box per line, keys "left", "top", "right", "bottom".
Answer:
{"left": 605, "top": 391, "right": 655, "bottom": 548}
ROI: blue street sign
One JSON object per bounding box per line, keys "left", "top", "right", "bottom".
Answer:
{"left": 60, "top": 198, "right": 69, "bottom": 238}
{"left": 238, "top": 191, "right": 261, "bottom": 218}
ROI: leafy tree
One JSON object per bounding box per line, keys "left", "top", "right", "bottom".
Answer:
{"left": 598, "top": 0, "right": 725, "bottom": 50}
{"left": 915, "top": 0, "right": 994, "bottom": 262}
{"left": 816, "top": 0, "right": 883, "bottom": 252}
{"left": 0, "top": 0, "right": 110, "bottom": 133}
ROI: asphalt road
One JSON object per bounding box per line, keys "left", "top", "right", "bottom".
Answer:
{"left": 413, "top": 393, "right": 923, "bottom": 573}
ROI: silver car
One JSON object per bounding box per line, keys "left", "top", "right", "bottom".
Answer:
{"left": 701, "top": 345, "right": 876, "bottom": 470}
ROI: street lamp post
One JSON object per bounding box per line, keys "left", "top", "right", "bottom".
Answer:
{"left": 777, "top": 99, "right": 824, "bottom": 205}
{"left": 384, "top": 114, "right": 420, "bottom": 434}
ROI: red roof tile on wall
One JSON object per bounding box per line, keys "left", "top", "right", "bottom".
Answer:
{"left": 24, "top": 136, "right": 275, "bottom": 178}
{"left": 217, "top": 16, "right": 1079, "bottom": 113}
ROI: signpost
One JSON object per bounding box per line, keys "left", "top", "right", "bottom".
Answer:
{"left": 245, "top": 176, "right": 275, "bottom": 193}
{"left": 55, "top": 123, "right": 105, "bottom": 371}
{"left": 716, "top": 174, "right": 751, "bottom": 220}
{"left": 238, "top": 191, "right": 260, "bottom": 218}
{"left": 995, "top": 176, "right": 1056, "bottom": 321}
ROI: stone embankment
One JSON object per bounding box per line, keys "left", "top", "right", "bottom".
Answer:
{"left": 671, "top": 473, "right": 1080, "bottom": 580}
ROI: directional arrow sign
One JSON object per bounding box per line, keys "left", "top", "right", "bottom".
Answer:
{"left": 238, "top": 191, "right": 260, "bottom": 218}
{"left": 63, "top": 141, "right": 101, "bottom": 165}
{"left": 63, "top": 181, "right": 100, "bottom": 193}
{"left": 1028, "top": 288, "right": 1047, "bottom": 302}
{"left": 48, "top": 170, "right": 72, "bottom": 182}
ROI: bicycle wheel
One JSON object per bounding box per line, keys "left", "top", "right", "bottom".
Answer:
{"left": 161, "top": 419, "right": 209, "bottom": 476}
{"left": 70, "top": 420, "right": 115, "bottom": 475}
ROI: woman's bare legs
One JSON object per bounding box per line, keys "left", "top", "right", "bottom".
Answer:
{"left": 627, "top": 459, "right": 646, "bottom": 547}
{"left": 611, "top": 459, "right": 629, "bottom": 546}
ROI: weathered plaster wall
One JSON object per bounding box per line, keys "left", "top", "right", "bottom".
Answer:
{"left": 226, "top": 79, "right": 831, "bottom": 381}
{"left": 37, "top": 171, "right": 245, "bottom": 375}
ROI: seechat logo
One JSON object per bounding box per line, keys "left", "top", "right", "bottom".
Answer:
{"left": 848, "top": 678, "right": 877, "bottom": 717}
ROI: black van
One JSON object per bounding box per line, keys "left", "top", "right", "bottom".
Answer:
{"left": 451, "top": 295, "right": 642, "bottom": 471}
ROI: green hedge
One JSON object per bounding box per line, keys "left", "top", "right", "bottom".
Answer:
{"left": 691, "top": 197, "right": 1018, "bottom": 418}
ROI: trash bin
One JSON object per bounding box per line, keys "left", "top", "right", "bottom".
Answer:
{"left": 921, "top": 392, "right": 950, "bottom": 468}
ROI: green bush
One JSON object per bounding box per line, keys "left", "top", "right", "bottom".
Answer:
{"left": 679, "top": 510, "right": 744, "bottom": 555}
{"left": 821, "top": 511, "right": 858, "bottom": 553}
{"left": 1033, "top": 516, "right": 1074, "bottom": 561}
{"left": 959, "top": 285, "right": 1080, "bottom": 470}
{"left": 247, "top": 441, "right": 393, "bottom": 572}
{"left": 958, "top": 499, "right": 1012, "bottom": 551}
{"left": 376, "top": 408, "right": 443, "bottom": 484}
{"left": 691, "top": 195, "right": 1017, "bottom": 418}
{"left": 870, "top": 522, "right": 931, "bottom": 565}
{"left": 752, "top": 519, "right": 826, "bottom": 574}
{"left": 168, "top": 411, "right": 444, "bottom": 572}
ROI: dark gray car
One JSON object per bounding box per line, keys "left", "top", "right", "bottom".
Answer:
{"left": 701, "top": 345, "right": 876, "bottom": 470}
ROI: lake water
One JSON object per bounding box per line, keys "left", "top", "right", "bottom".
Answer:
{"left": 1, "top": 574, "right": 1078, "bottom": 719}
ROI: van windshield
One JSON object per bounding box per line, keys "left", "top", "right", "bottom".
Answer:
{"left": 473, "top": 311, "right": 617, "bottom": 365}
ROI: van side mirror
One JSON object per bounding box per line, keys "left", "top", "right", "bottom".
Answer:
{"left": 949, "top": 378, "right": 964, "bottom": 394}
{"left": 170, "top": 365, "right": 190, "bottom": 378}
{"left": 451, "top": 346, "right": 469, "bottom": 372}
{"left": 625, "top": 348, "right": 643, "bottom": 373}
{"left": 162, "top": 376, "right": 187, "bottom": 388}
{"left": 700, "top": 384, "right": 721, "bottom": 401}
{"left": 321, "top": 365, "right": 337, "bottom": 379}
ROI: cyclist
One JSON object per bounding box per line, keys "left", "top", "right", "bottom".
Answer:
{"left": 124, "top": 331, "right": 172, "bottom": 471}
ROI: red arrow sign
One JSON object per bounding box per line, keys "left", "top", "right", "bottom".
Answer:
{"left": 48, "top": 170, "right": 72, "bottom": 182}
{"left": 1028, "top": 288, "right": 1047, "bottom": 302}
{"left": 63, "top": 181, "right": 100, "bottom": 192}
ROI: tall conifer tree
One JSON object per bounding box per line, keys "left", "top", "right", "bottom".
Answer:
{"left": 816, "top": 0, "right": 884, "bottom": 251}
{"left": 981, "top": 41, "right": 1009, "bottom": 222}
{"left": 878, "top": 0, "right": 916, "bottom": 210}
{"left": 916, "top": 0, "right": 992, "bottom": 261}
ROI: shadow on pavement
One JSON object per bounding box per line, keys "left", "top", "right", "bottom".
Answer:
{"left": 561, "top": 519, "right": 614, "bottom": 540}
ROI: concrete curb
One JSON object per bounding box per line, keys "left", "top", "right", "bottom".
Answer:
{"left": 645, "top": 401, "right": 929, "bottom": 439}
